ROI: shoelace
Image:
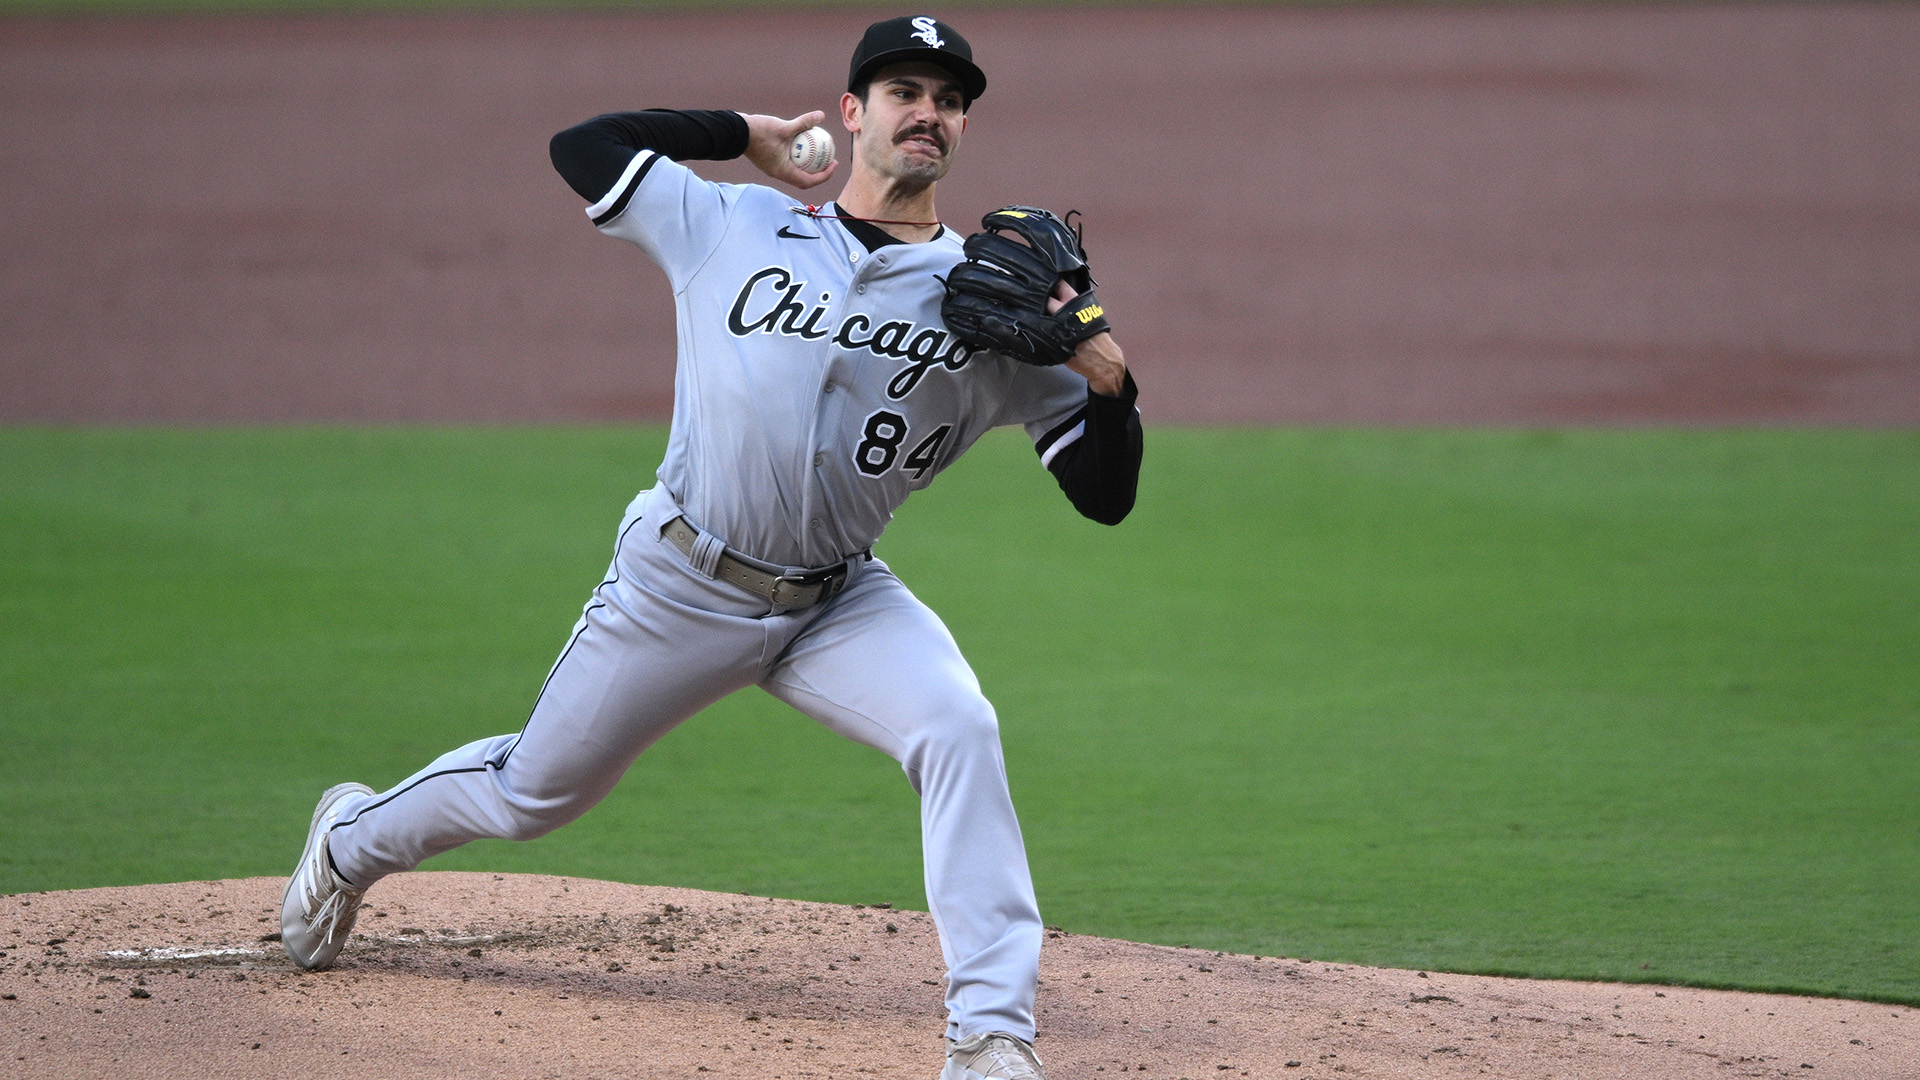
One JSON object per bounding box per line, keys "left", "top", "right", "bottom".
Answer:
{"left": 301, "top": 866, "right": 363, "bottom": 944}
{"left": 962, "top": 1035, "right": 1044, "bottom": 1080}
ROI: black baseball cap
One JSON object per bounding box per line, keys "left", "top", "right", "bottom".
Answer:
{"left": 848, "top": 16, "right": 986, "bottom": 109}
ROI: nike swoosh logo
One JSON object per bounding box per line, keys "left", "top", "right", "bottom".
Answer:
{"left": 777, "top": 226, "right": 820, "bottom": 240}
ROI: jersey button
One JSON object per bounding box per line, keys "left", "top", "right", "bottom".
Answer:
{"left": 823, "top": 381, "right": 835, "bottom": 393}
{"left": 813, "top": 453, "right": 825, "bottom": 467}
{"left": 810, "top": 519, "right": 824, "bottom": 530}
{"left": 855, "top": 285, "right": 866, "bottom": 294}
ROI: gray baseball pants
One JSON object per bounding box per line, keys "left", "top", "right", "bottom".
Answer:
{"left": 323, "top": 486, "right": 1043, "bottom": 1041}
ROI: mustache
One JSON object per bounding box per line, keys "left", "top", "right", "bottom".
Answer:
{"left": 894, "top": 125, "right": 946, "bottom": 152}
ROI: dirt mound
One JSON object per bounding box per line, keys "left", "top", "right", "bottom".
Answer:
{"left": 1, "top": 873, "right": 1912, "bottom": 1078}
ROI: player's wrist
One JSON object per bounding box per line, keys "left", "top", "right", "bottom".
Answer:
{"left": 1069, "top": 333, "right": 1127, "bottom": 397}
{"left": 741, "top": 113, "right": 782, "bottom": 169}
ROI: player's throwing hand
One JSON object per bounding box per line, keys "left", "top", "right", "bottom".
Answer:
{"left": 743, "top": 110, "right": 839, "bottom": 188}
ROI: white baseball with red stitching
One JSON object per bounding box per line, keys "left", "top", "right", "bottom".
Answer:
{"left": 789, "top": 125, "right": 835, "bottom": 173}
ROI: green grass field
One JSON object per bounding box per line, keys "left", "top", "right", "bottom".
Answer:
{"left": 1, "top": 426, "right": 1915, "bottom": 1004}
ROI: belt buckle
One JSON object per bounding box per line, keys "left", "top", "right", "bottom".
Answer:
{"left": 771, "top": 564, "right": 848, "bottom": 609}
{"left": 816, "top": 566, "right": 850, "bottom": 605}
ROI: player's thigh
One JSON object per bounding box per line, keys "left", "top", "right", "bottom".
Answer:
{"left": 761, "top": 560, "right": 993, "bottom": 764}
{"left": 502, "top": 517, "right": 774, "bottom": 802}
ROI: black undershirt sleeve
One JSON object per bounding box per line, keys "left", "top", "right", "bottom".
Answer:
{"left": 1040, "top": 371, "right": 1143, "bottom": 526}
{"left": 549, "top": 109, "right": 750, "bottom": 202}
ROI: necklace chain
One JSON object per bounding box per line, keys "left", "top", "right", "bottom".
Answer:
{"left": 793, "top": 204, "right": 941, "bottom": 229}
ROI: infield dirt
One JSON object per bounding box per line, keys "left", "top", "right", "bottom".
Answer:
{"left": 4, "top": 873, "right": 1917, "bottom": 1080}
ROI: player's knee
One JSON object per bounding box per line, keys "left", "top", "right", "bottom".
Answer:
{"left": 497, "top": 809, "right": 564, "bottom": 842}
{"left": 921, "top": 692, "right": 1001, "bottom": 757}
{"left": 486, "top": 749, "right": 619, "bottom": 842}
{"left": 495, "top": 786, "right": 599, "bottom": 842}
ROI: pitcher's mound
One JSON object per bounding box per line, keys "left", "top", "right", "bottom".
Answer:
{"left": 1, "top": 873, "right": 1911, "bottom": 1078}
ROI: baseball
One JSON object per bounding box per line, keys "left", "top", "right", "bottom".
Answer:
{"left": 789, "top": 125, "right": 836, "bottom": 174}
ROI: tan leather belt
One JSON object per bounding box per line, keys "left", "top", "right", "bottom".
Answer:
{"left": 662, "top": 516, "right": 851, "bottom": 609}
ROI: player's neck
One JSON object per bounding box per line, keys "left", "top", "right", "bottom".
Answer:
{"left": 835, "top": 173, "right": 941, "bottom": 243}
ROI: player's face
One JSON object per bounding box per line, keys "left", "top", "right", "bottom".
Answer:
{"left": 845, "top": 63, "right": 968, "bottom": 186}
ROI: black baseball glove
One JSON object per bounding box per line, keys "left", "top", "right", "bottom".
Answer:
{"left": 941, "top": 206, "right": 1111, "bottom": 366}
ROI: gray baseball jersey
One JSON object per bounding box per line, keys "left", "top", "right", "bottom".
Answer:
{"left": 587, "top": 147, "right": 1089, "bottom": 570}
{"left": 298, "top": 106, "right": 1133, "bottom": 1047}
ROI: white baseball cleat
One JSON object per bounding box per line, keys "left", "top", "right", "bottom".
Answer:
{"left": 942, "top": 1032, "right": 1046, "bottom": 1080}
{"left": 280, "top": 782, "right": 374, "bottom": 971}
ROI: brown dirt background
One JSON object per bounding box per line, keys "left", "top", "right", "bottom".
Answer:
{"left": 4, "top": 873, "right": 1917, "bottom": 1079}
{"left": 2, "top": 2, "right": 1917, "bottom": 424}
{"left": 5, "top": 4, "right": 1920, "bottom": 1076}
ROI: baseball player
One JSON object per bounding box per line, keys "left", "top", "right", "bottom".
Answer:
{"left": 281, "top": 16, "right": 1140, "bottom": 1080}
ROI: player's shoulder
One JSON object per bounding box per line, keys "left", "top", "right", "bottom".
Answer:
{"left": 728, "top": 180, "right": 809, "bottom": 216}
{"left": 647, "top": 157, "right": 801, "bottom": 218}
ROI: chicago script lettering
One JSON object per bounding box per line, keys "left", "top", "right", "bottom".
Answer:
{"left": 835, "top": 315, "right": 978, "bottom": 398}
{"left": 727, "top": 267, "right": 831, "bottom": 340}
{"left": 728, "top": 270, "right": 980, "bottom": 398}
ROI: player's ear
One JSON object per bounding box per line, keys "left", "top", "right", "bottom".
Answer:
{"left": 840, "top": 91, "right": 862, "bottom": 134}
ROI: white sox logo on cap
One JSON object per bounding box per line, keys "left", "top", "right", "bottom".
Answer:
{"left": 910, "top": 17, "right": 944, "bottom": 48}
{"left": 847, "top": 15, "right": 985, "bottom": 106}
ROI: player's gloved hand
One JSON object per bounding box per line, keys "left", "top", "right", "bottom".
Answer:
{"left": 941, "top": 206, "right": 1111, "bottom": 366}
{"left": 742, "top": 110, "right": 838, "bottom": 189}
